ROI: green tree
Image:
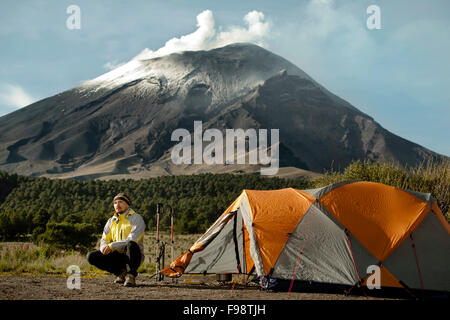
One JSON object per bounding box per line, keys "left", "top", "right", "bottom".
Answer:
{"left": 38, "top": 222, "right": 97, "bottom": 253}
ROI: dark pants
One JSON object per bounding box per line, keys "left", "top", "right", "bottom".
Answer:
{"left": 87, "top": 241, "right": 142, "bottom": 277}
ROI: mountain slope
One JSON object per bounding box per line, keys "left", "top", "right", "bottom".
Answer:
{"left": 0, "top": 43, "right": 441, "bottom": 179}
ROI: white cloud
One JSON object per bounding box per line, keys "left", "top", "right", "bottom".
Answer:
{"left": 134, "top": 10, "right": 271, "bottom": 61}
{"left": 214, "top": 11, "right": 271, "bottom": 48}
{"left": 0, "top": 83, "right": 35, "bottom": 109}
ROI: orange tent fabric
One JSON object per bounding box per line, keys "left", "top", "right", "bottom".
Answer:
{"left": 319, "top": 182, "right": 431, "bottom": 261}
{"left": 245, "top": 189, "right": 315, "bottom": 274}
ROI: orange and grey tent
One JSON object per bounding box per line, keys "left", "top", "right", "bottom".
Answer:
{"left": 161, "top": 181, "right": 450, "bottom": 295}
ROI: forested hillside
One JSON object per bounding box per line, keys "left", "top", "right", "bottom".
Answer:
{"left": 0, "top": 171, "right": 309, "bottom": 241}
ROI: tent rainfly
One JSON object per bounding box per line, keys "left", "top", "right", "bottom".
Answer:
{"left": 161, "top": 181, "right": 450, "bottom": 295}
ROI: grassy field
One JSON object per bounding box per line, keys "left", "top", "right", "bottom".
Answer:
{"left": 0, "top": 232, "right": 201, "bottom": 276}
{"left": 140, "top": 231, "right": 201, "bottom": 274}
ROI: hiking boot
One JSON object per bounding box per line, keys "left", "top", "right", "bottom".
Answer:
{"left": 124, "top": 273, "right": 136, "bottom": 287}
{"left": 114, "top": 270, "right": 127, "bottom": 284}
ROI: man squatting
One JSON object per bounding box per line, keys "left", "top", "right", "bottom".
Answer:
{"left": 87, "top": 193, "right": 146, "bottom": 287}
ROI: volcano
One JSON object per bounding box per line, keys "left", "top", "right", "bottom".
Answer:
{"left": 0, "top": 43, "right": 441, "bottom": 179}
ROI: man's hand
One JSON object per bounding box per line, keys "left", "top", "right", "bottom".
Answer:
{"left": 101, "top": 245, "right": 112, "bottom": 255}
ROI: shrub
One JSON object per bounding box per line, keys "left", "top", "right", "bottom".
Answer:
{"left": 38, "top": 222, "right": 98, "bottom": 253}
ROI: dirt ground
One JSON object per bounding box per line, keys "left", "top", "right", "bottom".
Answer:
{"left": 0, "top": 274, "right": 397, "bottom": 300}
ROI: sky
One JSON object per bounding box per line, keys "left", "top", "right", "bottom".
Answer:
{"left": 0, "top": 0, "right": 449, "bottom": 156}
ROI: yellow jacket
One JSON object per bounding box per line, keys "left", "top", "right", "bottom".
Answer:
{"left": 100, "top": 208, "right": 145, "bottom": 256}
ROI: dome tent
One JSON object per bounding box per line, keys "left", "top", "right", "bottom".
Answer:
{"left": 161, "top": 181, "right": 450, "bottom": 296}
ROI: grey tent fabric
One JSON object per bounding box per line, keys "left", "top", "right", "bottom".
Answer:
{"left": 384, "top": 211, "right": 450, "bottom": 291}
{"left": 194, "top": 210, "right": 236, "bottom": 249}
{"left": 403, "top": 190, "right": 434, "bottom": 207}
{"left": 186, "top": 211, "right": 243, "bottom": 274}
{"left": 303, "top": 181, "right": 358, "bottom": 200}
{"left": 344, "top": 232, "right": 379, "bottom": 285}
{"left": 272, "top": 204, "right": 358, "bottom": 285}
{"left": 313, "top": 201, "right": 380, "bottom": 285}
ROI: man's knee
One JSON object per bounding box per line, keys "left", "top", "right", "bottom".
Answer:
{"left": 86, "top": 250, "right": 101, "bottom": 265}
{"left": 127, "top": 241, "right": 139, "bottom": 250}
{"left": 126, "top": 241, "right": 142, "bottom": 261}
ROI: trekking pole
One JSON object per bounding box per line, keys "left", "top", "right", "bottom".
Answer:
{"left": 160, "top": 242, "right": 165, "bottom": 281}
{"left": 155, "top": 203, "right": 162, "bottom": 281}
{"left": 156, "top": 241, "right": 166, "bottom": 281}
